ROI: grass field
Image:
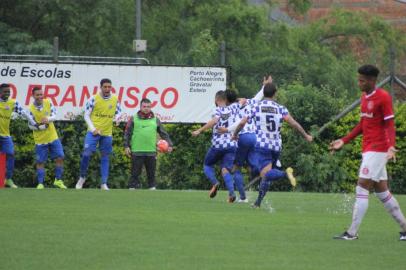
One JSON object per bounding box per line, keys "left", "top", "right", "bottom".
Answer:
{"left": 1, "top": 189, "right": 405, "bottom": 270}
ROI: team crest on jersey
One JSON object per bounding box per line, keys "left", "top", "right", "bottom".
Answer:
{"left": 362, "top": 167, "right": 369, "bottom": 175}
{"left": 109, "top": 104, "right": 112, "bottom": 109}
{"left": 45, "top": 112, "right": 49, "bottom": 116}
{"left": 220, "top": 113, "right": 230, "bottom": 120}
{"left": 4, "top": 105, "right": 10, "bottom": 110}
{"left": 367, "top": 101, "right": 374, "bottom": 110}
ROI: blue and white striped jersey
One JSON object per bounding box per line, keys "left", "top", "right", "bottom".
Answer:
{"left": 238, "top": 103, "right": 256, "bottom": 134}
{"left": 247, "top": 99, "right": 289, "bottom": 151}
{"left": 211, "top": 104, "right": 239, "bottom": 149}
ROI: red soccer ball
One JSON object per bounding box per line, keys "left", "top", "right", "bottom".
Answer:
{"left": 157, "top": 140, "right": 169, "bottom": 153}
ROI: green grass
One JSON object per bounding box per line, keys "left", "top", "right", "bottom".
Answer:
{"left": 0, "top": 189, "right": 405, "bottom": 270}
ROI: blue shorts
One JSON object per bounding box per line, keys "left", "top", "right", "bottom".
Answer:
{"left": 204, "top": 146, "right": 236, "bottom": 171}
{"left": 0, "top": 136, "right": 14, "bottom": 155}
{"left": 83, "top": 132, "right": 113, "bottom": 155}
{"left": 235, "top": 133, "right": 257, "bottom": 168}
{"left": 35, "top": 139, "right": 65, "bottom": 163}
{"left": 254, "top": 147, "right": 281, "bottom": 172}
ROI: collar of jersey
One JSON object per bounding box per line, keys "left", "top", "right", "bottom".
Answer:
{"left": 99, "top": 93, "right": 112, "bottom": 100}
{"left": 365, "top": 89, "right": 377, "bottom": 98}
{"left": 33, "top": 101, "right": 43, "bottom": 110}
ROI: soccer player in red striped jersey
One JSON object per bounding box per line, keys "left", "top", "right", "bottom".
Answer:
{"left": 330, "top": 64, "right": 406, "bottom": 241}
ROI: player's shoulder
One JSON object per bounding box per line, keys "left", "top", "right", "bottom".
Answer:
{"left": 110, "top": 94, "right": 119, "bottom": 101}
{"left": 42, "top": 98, "right": 52, "bottom": 105}
{"left": 375, "top": 88, "right": 391, "bottom": 99}
{"left": 261, "top": 99, "right": 285, "bottom": 108}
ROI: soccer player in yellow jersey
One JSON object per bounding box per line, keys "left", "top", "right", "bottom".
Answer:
{"left": 0, "top": 83, "right": 37, "bottom": 188}
{"left": 75, "top": 78, "right": 121, "bottom": 191}
{"left": 28, "top": 87, "right": 66, "bottom": 189}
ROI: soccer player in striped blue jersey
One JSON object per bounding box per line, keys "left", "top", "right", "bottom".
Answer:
{"left": 192, "top": 90, "right": 239, "bottom": 203}
{"left": 218, "top": 76, "right": 273, "bottom": 202}
{"left": 233, "top": 82, "right": 313, "bottom": 208}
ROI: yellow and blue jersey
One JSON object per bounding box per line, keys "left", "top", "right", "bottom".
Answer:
{"left": 0, "top": 99, "right": 35, "bottom": 137}
{"left": 85, "top": 94, "right": 121, "bottom": 136}
{"left": 29, "top": 99, "right": 58, "bottom": 145}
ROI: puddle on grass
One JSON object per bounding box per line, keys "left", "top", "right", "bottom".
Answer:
{"left": 326, "top": 193, "right": 354, "bottom": 215}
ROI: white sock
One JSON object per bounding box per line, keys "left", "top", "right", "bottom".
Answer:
{"left": 348, "top": 186, "right": 369, "bottom": 236}
{"left": 376, "top": 190, "right": 406, "bottom": 232}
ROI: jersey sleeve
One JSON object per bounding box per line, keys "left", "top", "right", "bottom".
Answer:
{"left": 246, "top": 98, "right": 259, "bottom": 106}
{"left": 48, "top": 102, "right": 57, "bottom": 122}
{"left": 14, "top": 101, "right": 37, "bottom": 126}
{"left": 280, "top": 105, "right": 289, "bottom": 119}
{"left": 114, "top": 99, "right": 122, "bottom": 121}
{"left": 212, "top": 107, "right": 221, "bottom": 119}
{"left": 381, "top": 92, "right": 394, "bottom": 120}
{"left": 84, "top": 96, "right": 96, "bottom": 131}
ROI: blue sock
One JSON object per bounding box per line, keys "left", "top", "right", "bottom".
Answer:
{"left": 37, "top": 168, "right": 45, "bottom": 184}
{"left": 79, "top": 154, "right": 91, "bottom": 178}
{"left": 234, "top": 170, "right": 246, "bottom": 200}
{"left": 255, "top": 179, "right": 270, "bottom": 206}
{"left": 6, "top": 155, "right": 14, "bottom": 179}
{"left": 223, "top": 172, "right": 235, "bottom": 197}
{"left": 55, "top": 165, "right": 63, "bottom": 180}
{"left": 100, "top": 154, "right": 110, "bottom": 184}
{"left": 264, "top": 169, "right": 286, "bottom": 182}
{"left": 204, "top": 165, "right": 219, "bottom": 186}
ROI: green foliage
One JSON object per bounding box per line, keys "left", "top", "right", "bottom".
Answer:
{"left": 0, "top": 22, "right": 53, "bottom": 54}
{"left": 156, "top": 124, "right": 212, "bottom": 190}
{"left": 287, "top": 0, "right": 312, "bottom": 14}
{"left": 0, "top": 0, "right": 134, "bottom": 56}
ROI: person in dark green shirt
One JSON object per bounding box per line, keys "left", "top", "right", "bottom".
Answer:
{"left": 124, "top": 98, "right": 173, "bottom": 189}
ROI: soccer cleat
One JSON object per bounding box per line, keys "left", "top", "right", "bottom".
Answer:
{"left": 227, "top": 195, "right": 236, "bottom": 203}
{"left": 75, "top": 177, "right": 85, "bottom": 189}
{"left": 5, "top": 179, "right": 18, "bottom": 188}
{"left": 53, "top": 179, "right": 67, "bottom": 189}
{"left": 286, "top": 167, "right": 296, "bottom": 187}
{"left": 101, "top": 184, "right": 110, "bottom": 191}
{"left": 237, "top": 198, "right": 249, "bottom": 203}
{"left": 333, "top": 231, "right": 359, "bottom": 240}
{"left": 400, "top": 232, "right": 406, "bottom": 241}
{"left": 36, "top": 183, "right": 44, "bottom": 190}
{"left": 209, "top": 183, "right": 219, "bottom": 198}
{"left": 251, "top": 203, "right": 260, "bottom": 209}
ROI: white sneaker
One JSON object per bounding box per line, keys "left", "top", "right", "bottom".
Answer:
{"left": 101, "top": 184, "right": 110, "bottom": 191}
{"left": 149, "top": 187, "right": 156, "bottom": 190}
{"left": 75, "top": 177, "right": 86, "bottom": 189}
{"left": 237, "top": 198, "right": 249, "bottom": 203}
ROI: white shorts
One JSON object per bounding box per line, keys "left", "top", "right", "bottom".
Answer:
{"left": 358, "top": 152, "right": 388, "bottom": 182}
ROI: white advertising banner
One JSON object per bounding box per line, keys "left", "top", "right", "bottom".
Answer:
{"left": 0, "top": 62, "right": 227, "bottom": 123}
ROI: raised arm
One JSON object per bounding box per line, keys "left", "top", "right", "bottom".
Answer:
{"left": 191, "top": 117, "right": 219, "bottom": 137}
{"left": 284, "top": 114, "right": 313, "bottom": 142}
